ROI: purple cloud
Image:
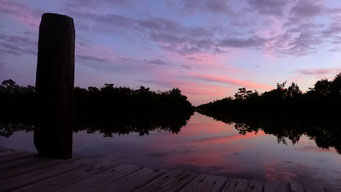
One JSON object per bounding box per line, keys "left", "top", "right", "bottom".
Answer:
{"left": 138, "top": 18, "right": 181, "bottom": 32}
{"left": 118, "top": 57, "right": 138, "bottom": 63}
{"left": 205, "top": 0, "right": 233, "bottom": 14}
{"left": 248, "top": 0, "right": 292, "bottom": 16}
{"left": 0, "top": 0, "right": 41, "bottom": 28}
{"left": 144, "top": 59, "right": 170, "bottom": 66}
{"left": 296, "top": 68, "right": 341, "bottom": 76}
{"left": 327, "top": 8, "right": 341, "bottom": 15}
{"left": 66, "top": 0, "right": 132, "bottom": 9}
{"left": 322, "top": 22, "right": 341, "bottom": 37}
{"left": 181, "top": 0, "right": 234, "bottom": 16}
{"left": 76, "top": 55, "right": 108, "bottom": 63}
{"left": 61, "top": 2, "right": 336, "bottom": 57}
{"left": 218, "top": 36, "right": 266, "bottom": 48}
{"left": 285, "top": 32, "right": 320, "bottom": 55}
{"left": 2, "top": 0, "right": 341, "bottom": 60}
{"left": 0, "top": 33, "right": 37, "bottom": 56}
{"left": 179, "top": 64, "right": 192, "bottom": 69}
{"left": 290, "top": 0, "right": 324, "bottom": 18}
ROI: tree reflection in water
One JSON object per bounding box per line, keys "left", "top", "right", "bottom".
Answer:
{"left": 198, "top": 110, "right": 341, "bottom": 154}
{"left": 0, "top": 112, "right": 193, "bottom": 138}
{"left": 0, "top": 80, "right": 194, "bottom": 137}
{"left": 2, "top": 110, "right": 340, "bottom": 155}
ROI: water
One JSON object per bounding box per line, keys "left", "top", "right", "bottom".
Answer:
{"left": 1, "top": 112, "right": 340, "bottom": 188}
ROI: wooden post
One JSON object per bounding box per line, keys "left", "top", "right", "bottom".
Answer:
{"left": 35, "top": 13, "right": 75, "bottom": 159}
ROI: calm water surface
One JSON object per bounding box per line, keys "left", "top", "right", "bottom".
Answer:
{"left": 1, "top": 112, "right": 340, "bottom": 188}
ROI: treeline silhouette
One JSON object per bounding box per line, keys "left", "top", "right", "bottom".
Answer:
{"left": 198, "top": 110, "right": 341, "bottom": 154}
{"left": 198, "top": 73, "right": 341, "bottom": 119}
{"left": 0, "top": 80, "right": 194, "bottom": 137}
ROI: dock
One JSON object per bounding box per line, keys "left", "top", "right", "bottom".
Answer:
{"left": 0, "top": 148, "right": 335, "bottom": 192}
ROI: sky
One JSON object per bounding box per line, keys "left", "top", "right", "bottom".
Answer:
{"left": 1, "top": 0, "right": 341, "bottom": 105}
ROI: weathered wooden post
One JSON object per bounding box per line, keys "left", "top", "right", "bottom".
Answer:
{"left": 35, "top": 13, "right": 75, "bottom": 159}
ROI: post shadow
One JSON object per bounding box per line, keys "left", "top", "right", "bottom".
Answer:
{"left": 35, "top": 13, "right": 75, "bottom": 159}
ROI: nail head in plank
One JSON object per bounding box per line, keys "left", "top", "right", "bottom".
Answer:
{"left": 178, "top": 174, "right": 228, "bottom": 192}
{"left": 221, "top": 178, "right": 256, "bottom": 192}
{"left": 246, "top": 180, "right": 264, "bottom": 192}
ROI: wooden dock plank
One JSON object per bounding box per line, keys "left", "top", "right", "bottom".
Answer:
{"left": 0, "top": 157, "right": 75, "bottom": 180}
{"left": 0, "top": 152, "right": 34, "bottom": 164}
{"left": 56, "top": 164, "right": 142, "bottom": 192}
{"left": 0, "top": 158, "right": 93, "bottom": 191}
{"left": 12, "top": 160, "right": 119, "bottom": 192}
{"left": 304, "top": 185, "right": 335, "bottom": 192}
{"left": 263, "top": 181, "right": 289, "bottom": 192}
{"left": 93, "top": 168, "right": 166, "bottom": 192}
{"left": 246, "top": 180, "right": 264, "bottom": 192}
{"left": 0, "top": 148, "right": 21, "bottom": 156}
{"left": 0, "top": 154, "right": 45, "bottom": 171}
{"left": 178, "top": 174, "right": 228, "bottom": 192}
{"left": 0, "top": 148, "right": 335, "bottom": 192}
{"left": 220, "top": 178, "right": 248, "bottom": 192}
{"left": 289, "top": 182, "right": 304, "bottom": 192}
{"left": 221, "top": 178, "right": 264, "bottom": 192}
{"left": 134, "top": 170, "right": 197, "bottom": 192}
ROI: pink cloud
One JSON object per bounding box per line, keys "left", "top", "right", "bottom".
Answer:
{"left": 290, "top": 68, "right": 341, "bottom": 89}
{"left": 296, "top": 68, "right": 341, "bottom": 76}
{"left": 185, "top": 53, "right": 245, "bottom": 73}
{"left": 141, "top": 69, "right": 231, "bottom": 105}
{"left": 0, "top": 1, "right": 40, "bottom": 29}
{"left": 148, "top": 78, "right": 228, "bottom": 97}
{"left": 180, "top": 86, "right": 226, "bottom": 96}
{"left": 191, "top": 74, "right": 274, "bottom": 90}
{"left": 163, "top": 51, "right": 245, "bottom": 74}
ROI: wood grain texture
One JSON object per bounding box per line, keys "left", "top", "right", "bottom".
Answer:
{"left": 134, "top": 170, "right": 197, "bottom": 192}
{"left": 304, "top": 185, "right": 336, "bottom": 192}
{"left": 12, "top": 160, "right": 118, "bottom": 192}
{"left": 178, "top": 174, "right": 228, "bottom": 192}
{"left": 0, "top": 158, "right": 90, "bottom": 192}
{"left": 263, "top": 181, "right": 288, "bottom": 192}
{"left": 0, "top": 147, "right": 336, "bottom": 192}
{"left": 0, "top": 148, "right": 21, "bottom": 156}
{"left": 0, "top": 154, "right": 44, "bottom": 171}
{"left": 57, "top": 164, "right": 142, "bottom": 192}
{"left": 35, "top": 13, "right": 75, "bottom": 159}
{"left": 0, "top": 152, "right": 34, "bottom": 164}
{"left": 221, "top": 178, "right": 264, "bottom": 192}
{"left": 93, "top": 168, "right": 166, "bottom": 192}
{"left": 0, "top": 157, "right": 75, "bottom": 180}
{"left": 289, "top": 182, "right": 304, "bottom": 192}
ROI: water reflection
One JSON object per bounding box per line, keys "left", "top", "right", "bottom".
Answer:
{"left": 1, "top": 109, "right": 341, "bottom": 155}
{"left": 197, "top": 110, "right": 341, "bottom": 154}
{"left": 0, "top": 123, "right": 34, "bottom": 138}
{"left": 0, "top": 111, "right": 193, "bottom": 138}
{"left": 1, "top": 112, "right": 341, "bottom": 189}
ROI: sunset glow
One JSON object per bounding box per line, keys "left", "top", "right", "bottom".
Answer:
{"left": 1, "top": 0, "right": 341, "bottom": 105}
